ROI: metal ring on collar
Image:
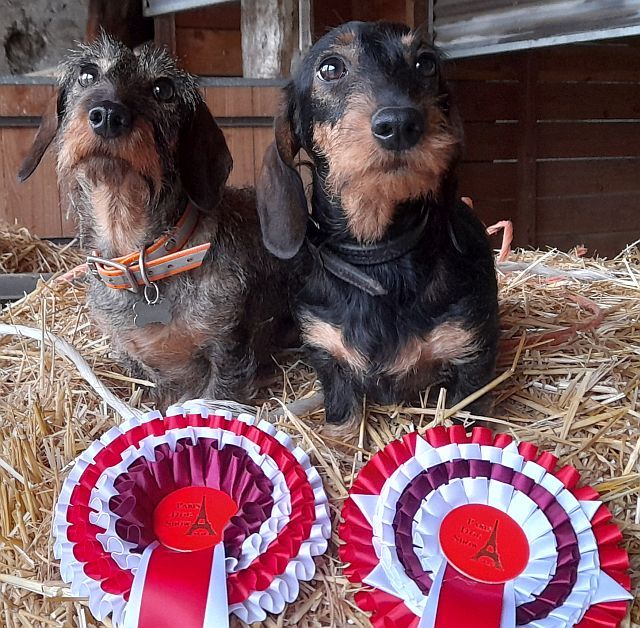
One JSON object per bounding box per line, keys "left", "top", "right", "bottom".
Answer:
{"left": 143, "top": 283, "right": 160, "bottom": 305}
{"left": 138, "top": 247, "right": 161, "bottom": 305}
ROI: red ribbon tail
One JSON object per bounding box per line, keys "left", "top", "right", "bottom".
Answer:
{"left": 421, "top": 564, "right": 505, "bottom": 628}
{"left": 125, "top": 542, "right": 229, "bottom": 628}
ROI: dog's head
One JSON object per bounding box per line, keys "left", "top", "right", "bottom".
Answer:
{"left": 257, "top": 21, "right": 462, "bottom": 258}
{"left": 19, "top": 34, "right": 232, "bottom": 213}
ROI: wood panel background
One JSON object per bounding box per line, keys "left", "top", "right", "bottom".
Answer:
{"left": 449, "top": 36, "right": 640, "bottom": 254}
{"left": 2, "top": 35, "right": 640, "bottom": 256}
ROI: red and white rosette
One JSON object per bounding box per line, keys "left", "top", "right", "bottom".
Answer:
{"left": 339, "top": 426, "right": 632, "bottom": 628}
{"left": 53, "top": 401, "right": 330, "bottom": 627}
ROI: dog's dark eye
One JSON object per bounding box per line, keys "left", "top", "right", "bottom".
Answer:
{"left": 78, "top": 65, "right": 98, "bottom": 87}
{"left": 153, "top": 78, "right": 175, "bottom": 102}
{"left": 415, "top": 53, "right": 437, "bottom": 77}
{"left": 317, "top": 57, "right": 347, "bottom": 82}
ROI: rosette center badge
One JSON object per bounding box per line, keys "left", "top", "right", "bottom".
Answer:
{"left": 153, "top": 486, "right": 238, "bottom": 550}
{"left": 54, "top": 403, "right": 331, "bottom": 628}
{"left": 439, "top": 503, "right": 530, "bottom": 584}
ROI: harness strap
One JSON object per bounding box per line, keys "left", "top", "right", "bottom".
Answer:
{"left": 308, "top": 209, "right": 430, "bottom": 296}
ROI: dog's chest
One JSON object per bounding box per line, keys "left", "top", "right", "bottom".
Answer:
{"left": 118, "top": 321, "right": 207, "bottom": 373}
{"left": 89, "top": 280, "right": 214, "bottom": 374}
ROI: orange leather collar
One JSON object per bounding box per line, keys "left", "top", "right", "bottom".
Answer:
{"left": 86, "top": 203, "right": 211, "bottom": 292}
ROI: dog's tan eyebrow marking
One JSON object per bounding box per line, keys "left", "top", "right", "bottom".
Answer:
{"left": 401, "top": 33, "right": 415, "bottom": 48}
{"left": 322, "top": 36, "right": 361, "bottom": 65}
{"left": 301, "top": 316, "right": 369, "bottom": 374}
{"left": 335, "top": 30, "right": 356, "bottom": 45}
{"left": 401, "top": 33, "right": 418, "bottom": 64}
{"left": 97, "top": 57, "right": 115, "bottom": 75}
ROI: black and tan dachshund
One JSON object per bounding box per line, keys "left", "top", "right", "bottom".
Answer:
{"left": 256, "top": 21, "right": 499, "bottom": 433}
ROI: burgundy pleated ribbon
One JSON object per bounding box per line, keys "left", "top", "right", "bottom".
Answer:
{"left": 110, "top": 438, "right": 274, "bottom": 560}
{"left": 393, "top": 459, "right": 579, "bottom": 623}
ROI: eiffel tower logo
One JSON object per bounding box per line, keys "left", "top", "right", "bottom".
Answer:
{"left": 186, "top": 496, "right": 215, "bottom": 536}
{"left": 471, "top": 519, "right": 502, "bottom": 570}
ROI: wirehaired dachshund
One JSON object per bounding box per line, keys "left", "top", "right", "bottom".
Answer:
{"left": 256, "top": 21, "right": 499, "bottom": 432}
{"left": 19, "top": 34, "right": 292, "bottom": 406}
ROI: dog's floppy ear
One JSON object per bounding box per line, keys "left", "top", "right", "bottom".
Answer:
{"left": 256, "top": 92, "right": 308, "bottom": 260}
{"left": 18, "top": 89, "right": 65, "bottom": 182}
{"left": 413, "top": 21, "right": 434, "bottom": 46}
{"left": 179, "top": 99, "right": 232, "bottom": 212}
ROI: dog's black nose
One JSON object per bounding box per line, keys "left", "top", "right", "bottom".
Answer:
{"left": 88, "top": 101, "right": 132, "bottom": 139}
{"left": 371, "top": 107, "right": 425, "bottom": 151}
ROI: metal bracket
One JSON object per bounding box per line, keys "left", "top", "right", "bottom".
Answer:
{"left": 143, "top": 0, "right": 233, "bottom": 18}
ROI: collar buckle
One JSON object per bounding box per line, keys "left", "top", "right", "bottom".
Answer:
{"left": 86, "top": 254, "right": 141, "bottom": 294}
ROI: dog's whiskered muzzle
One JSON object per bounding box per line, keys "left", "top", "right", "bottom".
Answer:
{"left": 88, "top": 100, "right": 133, "bottom": 139}
{"left": 371, "top": 107, "right": 424, "bottom": 151}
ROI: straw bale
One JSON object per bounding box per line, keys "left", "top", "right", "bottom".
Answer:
{"left": 0, "top": 238, "right": 639, "bottom": 626}
{"left": 0, "top": 223, "right": 84, "bottom": 275}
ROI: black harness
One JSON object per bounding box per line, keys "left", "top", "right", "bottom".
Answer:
{"left": 306, "top": 210, "right": 430, "bottom": 296}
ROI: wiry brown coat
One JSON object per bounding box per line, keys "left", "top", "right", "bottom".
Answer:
{"left": 20, "top": 35, "right": 292, "bottom": 406}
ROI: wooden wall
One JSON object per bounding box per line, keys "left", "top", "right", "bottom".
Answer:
{"left": 0, "top": 82, "right": 71, "bottom": 236}
{"left": 172, "top": 0, "right": 425, "bottom": 77}
{"left": 450, "top": 37, "right": 640, "bottom": 253}
{"left": 201, "top": 81, "right": 281, "bottom": 189}
{"left": 1, "top": 35, "right": 640, "bottom": 256}
{"left": 175, "top": 5, "right": 242, "bottom": 76}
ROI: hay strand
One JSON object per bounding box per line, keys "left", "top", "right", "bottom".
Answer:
{"left": 0, "top": 229, "right": 639, "bottom": 626}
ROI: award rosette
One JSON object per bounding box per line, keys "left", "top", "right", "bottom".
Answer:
{"left": 339, "top": 426, "right": 632, "bottom": 628}
{"left": 53, "top": 402, "right": 331, "bottom": 627}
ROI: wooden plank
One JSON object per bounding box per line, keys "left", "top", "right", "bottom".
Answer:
{"left": 313, "top": 0, "right": 353, "bottom": 35}
{"left": 445, "top": 53, "right": 523, "bottom": 82}
{"left": 86, "top": 0, "right": 153, "bottom": 48}
{"left": 537, "top": 158, "right": 640, "bottom": 197}
{"left": 405, "top": 0, "right": 428, "bottom": 28}
{"left": 175, "top": 5, "right": 241, "bottom": 30}
{"left": 457, "top": 162, "right": 518, "bottom": 201}
{"left": 0, "top": 128, "right": 61, "bottom": 237}
{"left": 223, "top": 128, "right": 255, "bottom": 188}
{"left": 251, "top": 86, "right": 282, "bottom": 117}
{"left": 462, "top": 122, "right": 519, "bottom": 162}
{"left": 241, "top": 0, "right": 297, "bottom": 78}
{"left": 0, "top": 126, "right": 6, "bottom": 225}
{"left": 468, "top": 199, "right": 516, "bottom": 230}
{"left": 453, "top": 82, "right": 520, "bottom": 122}
{"left": 536, "top": 231, "right": 636, "bottom": 257}
{"left": 352, "top": 0, "right": 404, "bottom": 22}
{"left": 0, "top": 85, "right": 55, "bottom": 117}
{"left": 538, "top": 121, "right": 640, "bottom": 159}
{"left": 176, "top": 28, "right": 242, "bottom": 76}
{"left": 203, "top": 86, "right": 253, "bottom": 117}
{"left": 537, "top": 193, "right": 640, "bottom": 236}
{"left": 537, "top": 40, "right": 640, "bottom": 83}
{"left": 154, "top": 14, "right": 176, "bottom": 55}
{"left": 515, "top": 54, "right": 537, "bottom": 247}
{"left": 537, "top": 83, "right": 640, "bottom": 121}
